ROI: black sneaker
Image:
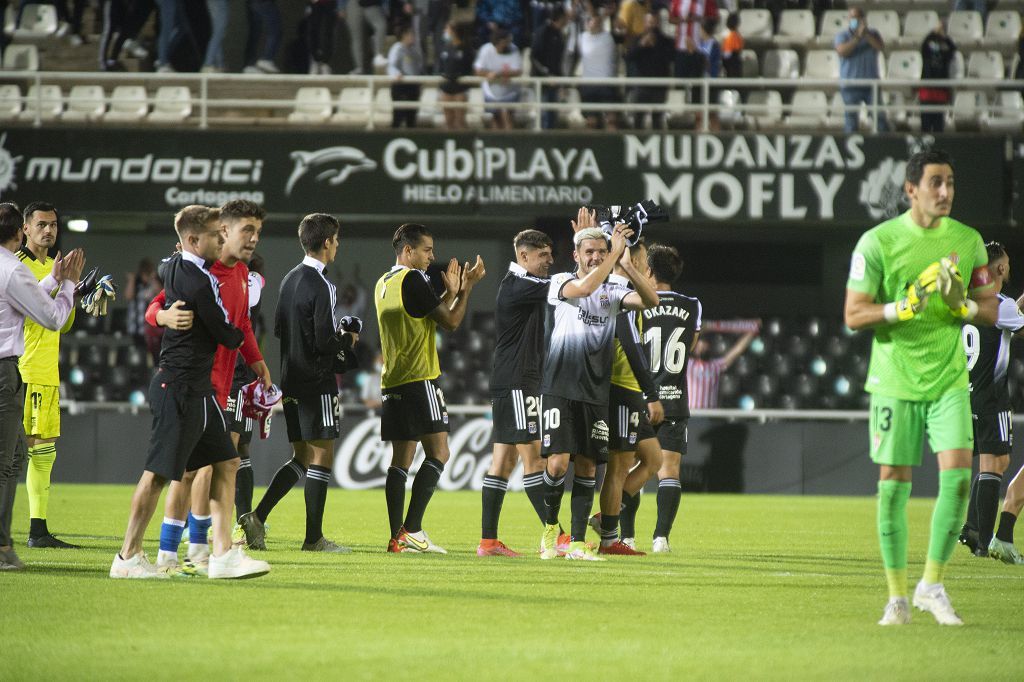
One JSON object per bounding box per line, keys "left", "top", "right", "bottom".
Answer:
{"left": 974, "top": 546, "right": 989, "bottom": 558}
{"left": 28, "top": 534, "right": 82, "bottom": 549}
{"left": 958, "top": 526, "right": 979, "bottom": 553}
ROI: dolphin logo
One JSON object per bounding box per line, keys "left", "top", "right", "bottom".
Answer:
{"left": 285, "top": 146, "right": 377, "bottom": 196}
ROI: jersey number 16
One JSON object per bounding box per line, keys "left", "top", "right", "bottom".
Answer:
{"left": 644, "top": 326, "right": 687, "bottom": 374}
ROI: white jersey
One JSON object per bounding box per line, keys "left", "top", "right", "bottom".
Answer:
{"left": 540, "top": 271, "right": 630, "bottom": 404}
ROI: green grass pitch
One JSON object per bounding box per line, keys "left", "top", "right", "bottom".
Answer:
{"left": 3, "top": 484, "right": 1022, "bottom": 680}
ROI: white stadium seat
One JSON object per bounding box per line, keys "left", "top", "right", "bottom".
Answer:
{"left": 147, "top": 86, "right": 192, "bottom": 123}
{"left": 12, "top": 3, "right": 57, "bottom": 38}
{"left": 982, "top": 91, "right": 1024, "bottom": 132}
{"left": 951, "top": 89, "right": 986, "bottom": 130}
{"left": 738, "top": 9, "right": 773, "bottom": 42}
{"left": 886, "top": 51, "right": 923, "bottom": 81}
{"left": 762, "top": 49, "right": 800, "bottom": 79}
{"left": 0, "top": 84, "right": 22, "bottom": 120}
{"left": 775, "top": 10, "right": 815, "bottom": 46}
{"left": 966, "top": 51, "right": 1005, "bottom": 81}
{"left": 865, "top": 10, "right": 900, "bottom": 43}
{"left": 947, "top": 10, "right": 984, "bottom": 47}
{"left": 103, "top": 85, "right": 148, "bottom": 122}
{"left": 900, "top": 10, "right": 939, "bottom": 48}
{"left": 804, "top": 50, "right": 839, "bottom": 80}
{"left": 717, "top": 88, "right": 745, "bottom": 129}
{"left": 2, "top": 44, "right": 40, "bottom": 71}
{"left": 61, "top": 85, "right": 106, "bottom": 122}
{"left": 817, "top": 10, "right": 849, "bottom": 46}
{"left": 785, "top": 90, "right": 828, "bottom": 128}
{"left": 984, "top": 10, "right": 1022, "bottom": 49}
{"left": 372, "top": 87, "right": 393, "bottom": 127}
{"left": 747, "top": 90, "right": 783, "bottom": 129}
{"left": 416, "top": 86, "right": 442, "bottom": 128}
{"left": 18, "top": 84, "right": 62, "bottom": 121}
{"left": 330, "top": 87, "right": 370, "bottom": 125}
{"left": 287, "top": 86, "right": 331, "bottom": 123}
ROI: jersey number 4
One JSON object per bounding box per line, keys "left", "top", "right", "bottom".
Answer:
{"left": 644, "top": 326, "right": 687, "bottom": 374}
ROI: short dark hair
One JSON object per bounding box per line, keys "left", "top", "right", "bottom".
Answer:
{"left": 0, "top": 202, "right": 22, "bottom": 243}
{"left": 175, "top": 205, "right": 220, "bottom": 238}
{"left": 726, "top": 13, "right": 740, "bottom": 30}
{"left": 986, "top": 240, "right": 1007, "bottom": 262}
{"left": 298, "top": 213, "right": 340, "bottom": 253}
{"left": 491, "top": 26, "right": 511, "bottom": 44}
{"left": 702, "top": 17, "right": 718, "bottom": 35}
{"left": 513, "top": 229, "right": 552, "bottom": 252}
{"left": 23, "top": 201, "right": 58, "bottom": 225}
{"left": 647, "top": 244, "right": 684, "bottom": 284}
{"left": 393, "top": 223, "right": 432, "bottom": 255}
{"left": 220, "top": 199, "right": 266, "bottom": 223}
{"left": 548, "top": 6, "right": 566, "bottom": 23}
{"left": 905, "top": 149, "right": 954, "bottom": 185}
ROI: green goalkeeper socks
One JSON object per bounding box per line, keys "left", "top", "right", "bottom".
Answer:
{"left": 924, "top": 467, "right": 972, "bottom": 583}
{"left": 877, "top": 479, "right": 912, "bottom": 598}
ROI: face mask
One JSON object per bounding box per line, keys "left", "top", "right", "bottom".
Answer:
{"left": 849, "top": 18, "right": 859, "bottom": 31}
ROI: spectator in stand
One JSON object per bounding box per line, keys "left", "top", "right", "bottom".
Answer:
{"left": 425, "top": 0, "right": 452, "bottom": 67}
{"left": 202, "top": 0, "right": 230, "bottom": 73}
{"left": 696, "top": 17, "right": 721, "bottom": 130}
{"left": 834, "top": 6, "right": 888, "bottom": 133}
{"left": 476, "top": 0, "right": 527, "bottom": 48}
{"left": 919, "top": 17, "right": 957, "bottom": 133}
{"left": 243, "top": 0, "right": 282, "bottom": 73}
{"left": 306, "top": 0, "right": 341, "bottom": 75}
{"left": 617, "top": 0, "right": 650, "bottom": 60}
{"left": 437, "top": 20, "right": 475, "bottom": 129}
{"left": 531, "top": 6, "right": 568, "bottom": 130}
{"left": 530, "top": 0, "right": 563, "bottom": 42}
{"left": 687, "top": 326, "right": 759, "bottom": 410}
{"left": 16, "top": 0, "right": 86, "bottom": 44}
{"left": 154, "top": 0, "right": 196, "bottom": 72}
{"left": 670, "top": 0, "right": 719, "bottom": 56}
{"left": 627, "top": 11, "right": 674, "bottom": 129}
{"left": 475, "top": 26, "right": 524, "bottom": 130}
{"left": 99, "top": 0, "right": 153, "bottom": 71}
{"left": 341, "top": 0, "right": 388, "bottom": 74}
{"left": 389, "top": 22, "right": 425, "bottom": 128}
{"left": 1015, "top": 25, "right": 1024, "bottom": 80}
{"left": 721, "top": 11, "right": 742, "bottom": 78}
{"left": 578, "top": 8, "right": 621, "bottom": 130}
{"left": 125, "top": 258, "right": 162, "bottom": 350}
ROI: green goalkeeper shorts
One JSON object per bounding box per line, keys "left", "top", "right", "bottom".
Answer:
{"left": 868, "top": 388, "right": 973, "bottom": 467}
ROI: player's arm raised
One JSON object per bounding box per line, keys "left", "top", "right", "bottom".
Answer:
{"left": 561, "top": 225, "right": 629, "bottom": 299}
{"left": 620, "top": 247, "right": 659, "bottom": 311}
{"left": 428, "top": 255, "right": 485, "bottom": 332}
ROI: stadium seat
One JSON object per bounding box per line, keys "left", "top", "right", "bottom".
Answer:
{"left": 738, "top": 9, "right": 773, "bottom": 43}
{"left": 12, "top": 3, "right": 57, "bottom": 38}
{"left": 949, "top": 50, "right": 965, "bottom": 79}
{"left": 762, "top": 49, "right": 800, "bottom": 79}
{"left": 288, "top": 86, "right": 332, "bottom": 123}
{"left": 803, "top": 50, "right": 839, "bottom": 80}
{"left": 817, "top": 9, "right": 849, "bottom": 46}
{"left": 865, "top": 10, "right": 900, "bottom": 44}
{"left": 984, "top": 10, "right": 1022, "bottom": 50}
{"left": 900, "top": 10, "right": 940, "bottom": 48}
{"left": 784, "top": 90, "right": 828, "bottom": 128}
{"left": 417, "top": 86, "right": 442, "bottom": 127}
{"left": 947, "top": 10, "right": 984, "bottom": 47}
{"left": 827, "top": 91, "right": 854, "bottom": 129}
{"left": 715, "top": 10, "right": 729, "bottom": 40}
{"left": 717, "top": 89, "right": 745, "bottom": 129}
{"left": 885, "top": 51, "right": 923, "bottom": 81}
{"left": 747, "top": 90, "right": 783, "bottom": 129}
{"left": 740, "top": 49, "right": 759, "bottom": 78}
{"left": 951, "top": 89, "right": 986, "bottom": 130}
{"left": 966, "top": 51, "right": 1004, "bottom": 81}
{"left": 775, "top": 9, "right": 815, "bottom": 46}
{"left": 982, "top": 91, "right": 1024, "bottom": 132}
{"left": 564, "top": 87, "right": 586, "bottom": 128}
{"left": 2, "top": 44, "right": 40, "bottom": 71}
{"left": 103, "top": 85, "right": 148, "bottom": 122}
{"left": 371, "top": 86, "right": 393, "bottom": 127}
{"left": 18, "top": 84, "right": 62, "bottom": 121}
{"left": 61, "top": 85, "right": 105, "bottom": 121}
{"left": 0, "top": 84, "right": 22, "bottom": 120}
{"left": 466, "top": 87, "right": 492, "bottom": 127}
{"left": 881, "top": 90, "right": 913, "bottom": 130}
{"left": 147, "top": 86, "right": 192, "bottom": 122}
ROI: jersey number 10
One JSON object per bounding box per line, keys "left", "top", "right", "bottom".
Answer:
{"left": 644, "top": 326, "right": 687, "bottom": 374}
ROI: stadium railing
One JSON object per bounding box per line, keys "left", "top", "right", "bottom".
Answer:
{"left": 0, "top": 70, "right": 1013, "bottom": 132}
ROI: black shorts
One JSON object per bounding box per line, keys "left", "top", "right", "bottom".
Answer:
{"left": 972, "top": 410, "right": 1012, "bottom": 456}
{"left": 656, "top": 418, "right": 688, "bottom": 455}
{"left": 539, "top": 394, "right": 609, "bottom": 464}
{"left": 225, "top": 388, "right": 255, "bottom": 445}
{"left": 283, "top": 391, "right": 341, "bottom": 443}
{"left": 608, "top": 385, "right": 655, "bottom": 452}
{"left": 381, "top": 379, "right": 449, "bottom": 442}
{"left": 491, "top": 388, "right": 540, "bottom": 445}
{"left": 144, "top": 372, "right": 237, "bottom": 481}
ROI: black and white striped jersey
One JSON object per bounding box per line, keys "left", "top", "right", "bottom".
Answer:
{"left": 965, "top": 292, "right": 1024, "bottom": 414}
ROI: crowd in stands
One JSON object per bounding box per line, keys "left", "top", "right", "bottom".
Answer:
{"left": 4, "top": 1, "right": 1024, "bottom": 130}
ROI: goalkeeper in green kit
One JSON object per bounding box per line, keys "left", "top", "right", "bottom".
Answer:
{"left": 844, "top": 150, "right": 999, "bottom": 626}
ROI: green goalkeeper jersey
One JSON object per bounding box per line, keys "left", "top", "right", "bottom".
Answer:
{"left": 846, "top": 211, "right": 992, "bottom": 401}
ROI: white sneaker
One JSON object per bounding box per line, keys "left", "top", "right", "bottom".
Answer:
{"left": 156, "top": 64, "right": 175, "bottom": 73}
{"left": 877, "top": 597, "right": 911, "bottom": 625}
{"left": 55, "top": 21, "right": 70, "bottom": 37}
{"left": 187, "top": 543, "right": 210, "bottom": 563}
{"left": 913, "top": 581, "right": 963, "bottom": 626}
{"left": 200, "top": 65, "right": 221, "bottom": 74}
{"left": 255, "top": 59, "right": 279, "bottom": 74}
{"left": 125, "top": 39, "right": 149, "bottom": 59}
{"left": 308, "top": 61, "right": 321, "bottom": 75}
{"left": 208, "top": 548, "right": 270, "bottom": 579}
{"left": 652, "top": 536, "right": 671, "bottom": 553}
{"left": 242, "top": 65, "right": 262, "bottom": 74}
{"left": 69, "top": 34, "right": 84, "bottom": 47}
{"left": 398, "top": 529, "right": 447, "bottom": 554}
{"left": 110, "top": 552, "right": 170, "bottom": 579}
{"left": 372, "top": 54, "right": 388, "bottom": 68}
{"left": 319, "top": 62, "right": 332, "bottom": 75}
{"left": 621, "top": 537, "right": 636, "bottom": 550}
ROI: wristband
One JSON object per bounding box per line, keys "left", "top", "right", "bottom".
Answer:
{"left": 953, "top": 299, "right": 979, "bottom": 321}
{"left": 883, "top": 302, "right": 898, "bottom": 323}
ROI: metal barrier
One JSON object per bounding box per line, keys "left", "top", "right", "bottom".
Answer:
{"left": 0, "top": 70, "right": 1013, "bottom": 132}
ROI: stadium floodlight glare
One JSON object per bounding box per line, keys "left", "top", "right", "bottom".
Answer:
{"left": 67, "top": 218, "right": 89, "bottom": 233}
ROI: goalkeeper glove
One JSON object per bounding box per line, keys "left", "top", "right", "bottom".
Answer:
{"left": 885, "top": 262, "right": 939, "bottom": 323}
{"left": 81, "top": 274, "right": 116, "bottom": 317}
{"left": 937, "top": 257, "right": 978, "bottom": 320}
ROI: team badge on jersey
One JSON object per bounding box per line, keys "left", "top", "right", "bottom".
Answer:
{"left": 850, "top": 253, "right": 866, "bottom": 281}
{"left": 599, "top": 293, "right": 610, "bottom": 308}
{"left": 543, "top": 434, "right": 550, "bottom": 446}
